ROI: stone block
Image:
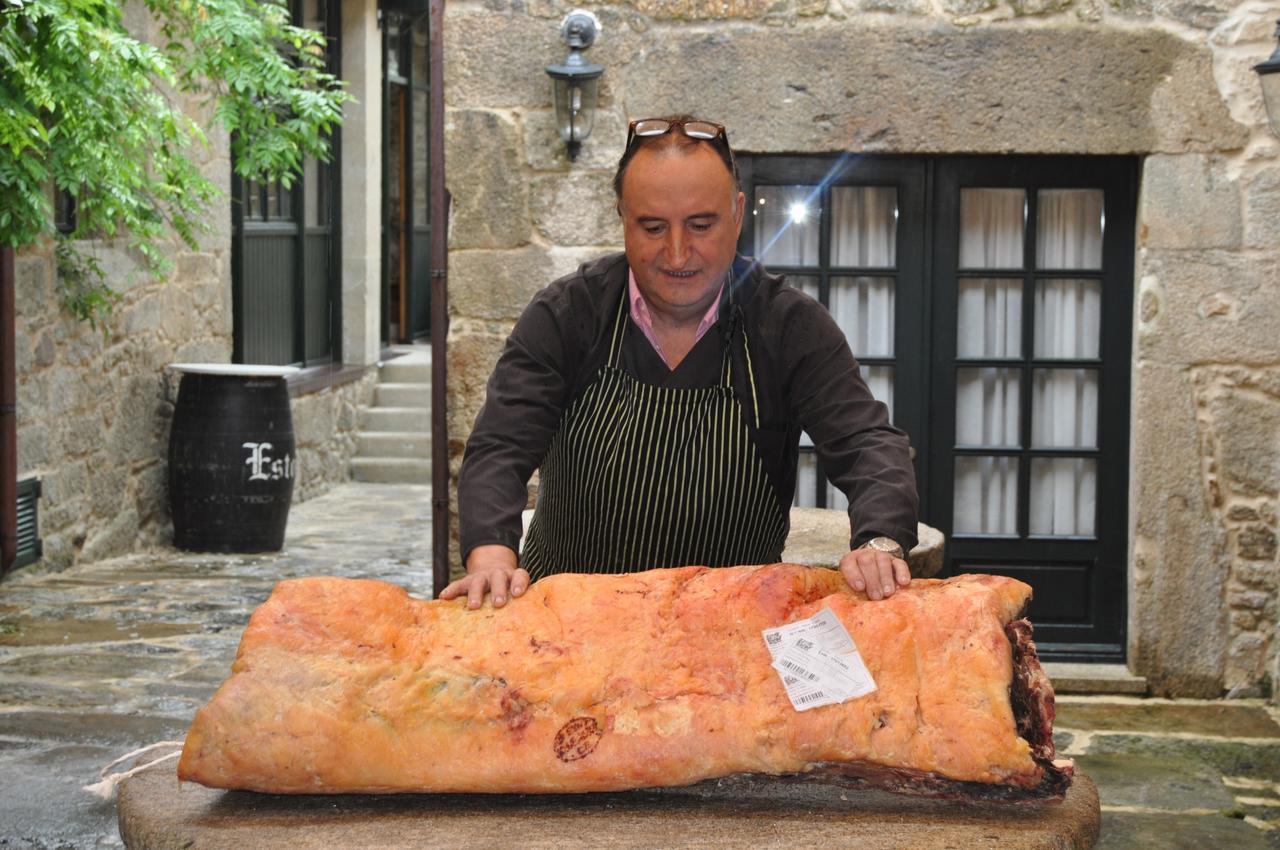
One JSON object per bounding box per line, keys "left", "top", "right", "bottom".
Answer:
{"left": 530, "top": 172, "right": 623, "bottom": 246}
{"left": 615, "top": 23, "right": 1244, "bottom": 156}
{"left": 446, "top": 328, "right": 509, "bottom": 443}
{"left": 134, "top": 462, "right": 169, "bottom": 525}
{"left": 850, "top": 0, "right": 931, "bottom": 13}
{"left": 80, "top": 504, "right": 140, "bottom": 564}
{"left": 523, "top": 109, "right": 629, "bottom": 172}
{"left": 1236, "top": 563, "right": 1280, "bottom": 591}
{"left": 629, "top": 0, "right": 776, "bottom": 18}
{"left": 1136, "top": 252, "right": 1280, "bottom": 366}
{"left": 1127, "top": 362, "right": 1228, "bottom": 696}
{"left": 14, "top": 249, "right": 53, "bottom": 314}
{"left": 939, "top": 0, "right": 997, "bottom": 14}
{"left": 1140, "top": 155, "right": 1241, "bottom": 250}
{"left": 110, "top": 376, "right": 166, "bottom": 465}
{"left": 1204, "top": 383, "right": 1280, "bottom": 501}
{"left": 1239, "top": 525, "right": 1278, "bottom": 561}
{"left": 1148, "top": 51, "right": 1249, "bottom": 152}
{"left": 294, "top": 392, "right": 339, "bottom": 447}
{"left": 123, "top": 293, "right": 164, "bottom": 335}
{"left": 33, "top": 333, "right": 55, "bottom": 368}
{"left": 1151, "top": 0, "right": 1232, "bottom": 29}
{"left": 1010, "top": 0, "right": 1072, "bottom": 15}
{"left": 444, "top": 110, "right": 531, "bottom": 250}
{"left": 46, "top": 367, "right": 93, "bottom": 417}
{"left": 444, "top": 11, "right": 560, "bottom": 109}
{"left": 1228, "top": 505, "right": 1260, "bottom": 522}
{"left": 449, "top": 246, "right": 555, "bottom": 322}
{"left": 1244, "top": 167, "right": 1280, "bottom": 250}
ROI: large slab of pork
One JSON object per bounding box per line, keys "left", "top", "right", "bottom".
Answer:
{"left": 177, "top": 564, "right": 1071, "bottom": 799}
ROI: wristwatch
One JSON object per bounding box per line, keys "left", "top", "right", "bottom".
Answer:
{"left": 861, "top": 536, "right": 905, "bottom": 560}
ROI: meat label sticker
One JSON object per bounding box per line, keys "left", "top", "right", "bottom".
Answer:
{"left": 762, "top": 608, "right": 877, "bottom": 712}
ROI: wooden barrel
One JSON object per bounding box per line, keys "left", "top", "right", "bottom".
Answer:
{"left": 167, "top": 364, "right": 299, "bottom": 553}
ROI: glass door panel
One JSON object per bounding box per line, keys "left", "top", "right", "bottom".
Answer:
{"left": 955, "top": 368, "right": 1021, "bottom": 448}
{"left": 753, "top": 185, "right": 820, "bottom": 266}
{"left": 831, "top": 186, "right": 897, "bottom": 267}
{"left": 954, "top": 457, "right": 1019, "bottom": 535}
{"left": 1031, "top": 369, "right": 1099, "bottom": 449}
{"left": 957, "top": 278, "right": 1021, "bottom": 358}
{"left": 1030, "top": 458, "right": 1097, "bottom": 536}
{"left": 1034, "top": 279, "right": 1101, "bottom": 359}
{"left": 959, "top": 188, "right": 1025, "bottom": 269}
{"left": 830, "top": 276, "right": 895, "bottom": 357}
{"left": 1037, "top": 189, "right": 1104, "bottom": 270}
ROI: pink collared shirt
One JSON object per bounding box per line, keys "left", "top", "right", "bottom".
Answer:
{"left": 628, "top": 270, "right": 723, "bottom": 369}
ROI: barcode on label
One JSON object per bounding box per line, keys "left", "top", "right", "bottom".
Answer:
{"left": 776, "top": 659, "right": 818, "bottom": 681}
{"left": 766, "top": 633, "right": 782, "bottom": 645}
{"left": 794, "top": 691, "right": 826, "bottom": 705}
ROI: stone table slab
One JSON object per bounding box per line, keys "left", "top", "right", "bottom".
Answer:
{"left": 119, "top": 762, "right": 1098, "bottom": 850}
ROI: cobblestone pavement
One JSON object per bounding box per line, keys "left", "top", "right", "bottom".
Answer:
{"left": 0, "top": 482, "right": 1278, "bottom": 848}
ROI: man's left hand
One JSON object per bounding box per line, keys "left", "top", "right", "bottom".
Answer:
{"left": 839, "top": 547, "right": 910, "bottom": 601}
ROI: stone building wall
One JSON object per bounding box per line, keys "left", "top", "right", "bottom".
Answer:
{"left": 444, "top": 0, "right": 1280, "bottom": 696}
{"left": 11, "top": 26, "right": 380, "bottom": 571}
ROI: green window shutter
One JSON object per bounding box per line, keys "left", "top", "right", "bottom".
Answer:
{"left": 16, "top": 477, "right": 42, "bottom": 569}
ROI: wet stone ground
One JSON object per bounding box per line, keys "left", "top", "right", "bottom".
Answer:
{"left": 0, "top": 481, "right": 1278, "bottom": 848}
{"left": 0, "top": 483, "right": 431, "bottom": 849}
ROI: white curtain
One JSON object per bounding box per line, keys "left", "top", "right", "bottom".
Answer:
{"left": 959, "top": 188, "right": 1024, "bottom": 269}
{"left": 754, "top": 185, "right": 819, "bottom": 266}
{"left": 952, "top": 189, "right": 1103, "bottom": 537}
{"left": 954, "top": 190, "right": 1025, "bottom": 534}
{"left": 958, "top": 279, "right": 1021, "bottom": 358}
{"left": 786, "top": 186, "right": 897, "bottom": 513}
{"left": 1037, "top": 190, "right": 1103, "bottom": 270}
{"left": 832, "top": 187, "right": 896, "bottom": 267}
{"left": 830, "top": 277, "right": 894, "bottom": 358}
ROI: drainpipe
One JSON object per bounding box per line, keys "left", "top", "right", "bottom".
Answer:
{"left": 428, "top": 0, "right": 450, "bottom": 597}
{"left": 1, "top": 244, "right": 17, "bottom": 575}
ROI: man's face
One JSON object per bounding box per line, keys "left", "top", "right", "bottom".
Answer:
{"left": 618, "top": 143, "right": 745, "bottom": 324}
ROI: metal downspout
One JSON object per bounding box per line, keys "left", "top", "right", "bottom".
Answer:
{"left": 428, "top": 0, "right": 450, "bottom": 596}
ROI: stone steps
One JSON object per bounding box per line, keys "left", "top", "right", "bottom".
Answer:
{"left": 351, "top": 349, "right": 432, "bottom": 485}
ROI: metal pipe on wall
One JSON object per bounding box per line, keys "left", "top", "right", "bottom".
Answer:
{"left": 428, "top": 0, "right": 450, "bottom": 597}
{"left": 1, "top": 245, "right": 17, "bottom": 575}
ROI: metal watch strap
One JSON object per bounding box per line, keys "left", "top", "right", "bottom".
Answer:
{"left": 863, "top": 536, "right": 905, "bottom": 559}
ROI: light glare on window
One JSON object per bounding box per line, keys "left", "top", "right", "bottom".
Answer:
{"left": 789, "top": 202, "right": 808, "bottom": 224}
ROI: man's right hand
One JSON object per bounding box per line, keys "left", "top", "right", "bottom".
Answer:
{"left": 438, "top": 544, "right": 529, "bottom": 610}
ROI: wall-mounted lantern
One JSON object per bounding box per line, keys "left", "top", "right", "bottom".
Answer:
{"left": 545, "top": 10, "right": 603, "bottom": 161}
{"left": 1255, "top": 20, "right": 1280, "bottom": 136}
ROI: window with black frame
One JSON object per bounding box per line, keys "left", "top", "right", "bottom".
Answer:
{"left": 738, "top": 154, "right": 1137, "bottom": 661}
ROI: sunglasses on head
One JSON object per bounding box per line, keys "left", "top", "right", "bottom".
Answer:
{"left": 625, "top": 117, "right": 728, "bottom": 147}
{"left": 622, "top": 117, "right": 738, "bottom": 181}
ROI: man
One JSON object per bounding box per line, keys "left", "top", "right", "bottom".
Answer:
{"left": 442, "top": 116, "right": 918, "bottom": 609}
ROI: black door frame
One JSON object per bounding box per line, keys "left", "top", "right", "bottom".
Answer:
{"left": 738, "top": 153, "right": 1138, "bottom": 661}
{"left": 232, "top": 0, "right": 343, "bottom": 367}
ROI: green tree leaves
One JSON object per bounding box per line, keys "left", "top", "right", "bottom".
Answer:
{"left": 0, "top": 0, "right": 349, "bottom": 327}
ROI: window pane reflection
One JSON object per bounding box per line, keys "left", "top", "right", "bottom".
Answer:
{"left": 753, "top": 185, "right": 820, "bottom": 267}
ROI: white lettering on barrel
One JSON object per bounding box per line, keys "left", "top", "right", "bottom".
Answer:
{"left": 243, "top": 442, "right": 295, "bottom": 481}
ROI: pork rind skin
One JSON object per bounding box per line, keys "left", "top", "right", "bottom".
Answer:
{"left": 178, "top": 565, "right": 1051, "bottom": 795}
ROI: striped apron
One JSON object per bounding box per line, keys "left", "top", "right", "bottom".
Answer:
{"left": 521, "top": 289, "right": 789, "bottom": 581}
